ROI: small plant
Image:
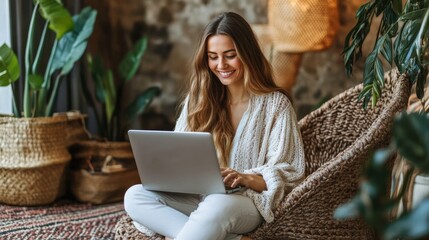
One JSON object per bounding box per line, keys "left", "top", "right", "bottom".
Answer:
{"left": 0, "top": 0, "right": 96, "bottom": 117}
{"left": 83, "top": 37, "right": 161, "bottom": 141}
{"left": 344, "top": 0, "right": 428, "bottom": 108}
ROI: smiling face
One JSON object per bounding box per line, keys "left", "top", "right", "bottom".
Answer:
{"left": 207, "top": 34, "right": 244, "bottom": 88}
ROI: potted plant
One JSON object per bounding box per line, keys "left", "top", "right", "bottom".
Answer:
{"left": 335, "top": 0, "right": 429, "bottom": 239}
{"left": 0, "top": 0, "right": 96, "bottom": 205}
{"left": 69, "top": 37, "right": 161, "bottom": 204}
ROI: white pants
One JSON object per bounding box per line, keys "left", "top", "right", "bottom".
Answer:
{"left": 124, "top": 184, "right": 263, "bottom": 240}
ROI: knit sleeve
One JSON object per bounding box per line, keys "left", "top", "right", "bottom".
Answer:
{"left": 243, "top": 99, "right": 305, "bottom": 223}
{"left": 174, "top": 97, "right": 189, "bottom": 132}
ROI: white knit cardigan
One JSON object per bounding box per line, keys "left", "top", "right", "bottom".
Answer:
{"left": 174, "top": 91, "right": 305, "bottom": 223}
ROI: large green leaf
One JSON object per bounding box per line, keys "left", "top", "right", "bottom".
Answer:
{"left": 125, "top": 86, "right": 161, "bottom": 123}
{"left": 118, "top": 37, "right": 148, "bottom": 82}
{"left": 384, "top": 200, "right": 429, "bottom": 240}
{"left": 393, "top": 112, "right": 429, "bottom": 172}
{"left": 49, "top": 7, "right": 97, "bottom": 77}
{"left": 44, "top": 7, "right": 97, "bottom": 117}
{"left": 0, "top": 44, "right": 20, "bottom": 86}
{"left": 35, "top": 0, "right": 74, "bottom": 39}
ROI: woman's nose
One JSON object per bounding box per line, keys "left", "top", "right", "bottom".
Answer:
{"left": 218, "top": 58, "right": 228, "bottom": 69}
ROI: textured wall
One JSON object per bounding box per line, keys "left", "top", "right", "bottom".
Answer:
{"left": 84, "top": 0, "right": 373, "bottom": 129}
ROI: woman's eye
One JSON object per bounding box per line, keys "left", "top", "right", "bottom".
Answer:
{"left": 225, "top": 55, "right": 236, "bottom": 59}
{"left": 208, "top": 55, "right": 218, "bottom": 60}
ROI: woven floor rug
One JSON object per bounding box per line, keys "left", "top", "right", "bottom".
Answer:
{"left": 0, "top": 199, "right": 126, "bottom": 239}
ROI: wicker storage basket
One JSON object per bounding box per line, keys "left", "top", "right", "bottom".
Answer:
{"left": 268, "top": 0, "right": 339, "bottom": 52}
{"left": 69, "top": 141, "right": 140, "bottom": 204}
{"left": 0, "top": 116, "right": 71, "bottom": 206}
{"left": 54, "top": 111, "right": 90, "bottom": 146}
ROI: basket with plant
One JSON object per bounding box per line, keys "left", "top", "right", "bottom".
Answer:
{"left": 0, "top": 0, "right": 96, "bottom": 205}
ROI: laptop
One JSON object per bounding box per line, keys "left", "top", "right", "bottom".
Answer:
{"left": 128, "top": 130, "right": 243, "bottom": 195}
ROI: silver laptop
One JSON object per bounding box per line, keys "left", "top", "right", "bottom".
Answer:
{"left": 128, "top": 130, "right": 243, "bottom": 195}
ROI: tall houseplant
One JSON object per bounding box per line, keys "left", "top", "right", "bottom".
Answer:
{"left": 84, "top": 37, "right": 161, "bottom": 141}
{"left": 343, "top": 0, "right": 428, "bottom": 108}
{"left": 69, "top": 37, "right": 160, "bottom": 204}
{"left": 335, "top": 0, "right": 429, "bottom": 239}
{"left": 0, "top": 1, "right": 97, "bottom": 206}
{"left": 0, "top": 1, "right": 96, "bottom": 117}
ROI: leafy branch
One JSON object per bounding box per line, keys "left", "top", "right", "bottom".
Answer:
{"left": 344, "top": 0, "right": 429, "bottom": 108}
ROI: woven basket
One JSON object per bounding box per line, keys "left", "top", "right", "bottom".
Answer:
{"left": 54, "top": 111, "right": 90, "bottom": 146}
{"left": 0, "top": 116, "right": 71, "bottom": 205}
{"left": 69, "top": 140, "right": 140, "bottom": 204}
{"left": 268, "top": 0, "right": 339, "bottom": 52}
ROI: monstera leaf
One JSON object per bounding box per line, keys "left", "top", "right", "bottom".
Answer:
{"left": 0, "top": 44, "right": 20, "bottom": 87}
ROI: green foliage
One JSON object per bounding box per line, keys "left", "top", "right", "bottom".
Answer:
{"left": 36, "top": 0, "right": 74, "bottom": 39}
{"left": 0, "top": 1, "right": 96, "bottom": 118}
{"left": 83, "top": 37, "right": 161, "bottom": 141}
{"left": 393, "top": 112, "right": 429, "bottom": 170}
{"left": 344, "top": 0, "right": 429, "bottom": 108}
{"left": 335, "top": 113, "right": 429, "bottom": 240}
{"left": 0, "top": 44, "right": 20, "bottom": 86}
{"left": 119, "top": 38, "right": 148, "bottom": 82}
{"left": 44, "top": 7, "right": 97, "bottom": 116}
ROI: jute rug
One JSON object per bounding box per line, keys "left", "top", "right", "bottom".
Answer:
{"left": 0, "top": 199, "right": 126, "bottom": 239}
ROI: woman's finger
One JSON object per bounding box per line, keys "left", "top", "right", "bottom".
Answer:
{"left": 220, "top": 168, "right": 234, "bottom": 177}
{"left": 223, "top": 172, "right": 236, "bottom": 183}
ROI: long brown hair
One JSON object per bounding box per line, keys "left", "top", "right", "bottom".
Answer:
{"left": 185, "top": 12, "right": 288, "bottom": 167}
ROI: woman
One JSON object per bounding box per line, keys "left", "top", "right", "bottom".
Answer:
{"left": 124, "top": 12, "right": 305, "bottom": 240}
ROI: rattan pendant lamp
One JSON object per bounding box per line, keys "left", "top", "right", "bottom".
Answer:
{"left": 253, "top": 0, "right": 339, "bottom": 93}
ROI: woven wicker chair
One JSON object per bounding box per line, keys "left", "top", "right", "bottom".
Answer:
{"left": 114, "top": 69, "right": 410, "bottom": 240}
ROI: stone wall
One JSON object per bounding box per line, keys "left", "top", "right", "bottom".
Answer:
{"left": 84, "top": 0, "right": 373, "bottom": 129}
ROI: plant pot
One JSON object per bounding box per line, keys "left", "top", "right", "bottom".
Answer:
{"left": 0, "top": 116, "right": 71, "bottom": 205}
{"left": 69, "top": 140, "right": 140, "bottom": 204}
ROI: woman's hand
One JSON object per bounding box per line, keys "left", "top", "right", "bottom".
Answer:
{"left": 221, "top": 167, "right": 267, "bottom": 193}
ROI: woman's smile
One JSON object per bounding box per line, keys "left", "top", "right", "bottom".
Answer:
{"left": 219, "top": 70, "right": 236, "bottom": 78}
